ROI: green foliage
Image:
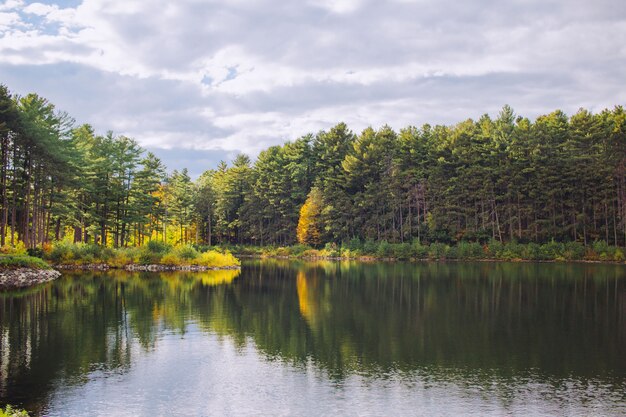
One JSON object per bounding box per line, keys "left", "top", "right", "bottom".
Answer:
{"left": 0, "top": 405, "right": 29, "bottom": 417}
{"left": 42, "top": 242, "right": 239, "bottom": 268}
{"left": 146, "top": 240, "right": 172, "bottom": 254}
{"left": 0, "top": 255, "right": 50, "bottom": 269}
{"left": 2, "top": 81, "right": 626, "bottom": 257}
{"left": 428, "top": 243, "right": 448, "bottom": 260}
{"left": 376, "top": 240, "right": 392, "bottom": 258}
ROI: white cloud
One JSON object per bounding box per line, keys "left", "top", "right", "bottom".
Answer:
{"left": 0, "top": 0, "right": 23, "bottom": 12}
{"left": 0, "top": 0, "right": 624, "bottom": 171}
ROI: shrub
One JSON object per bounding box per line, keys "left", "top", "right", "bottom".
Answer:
{"left": 376, "top": 240, "right": 392, "bottom": 258}
{"left": 146, "top": 240, "right": 171, "bottom": 254}
{"left": 47, "top": 242, "right": 74, "bottom": 263}
{"left": 0, "top": 255, "right": 50, "bottom": 269}
{"left": 289, "top": 244, "right": 312, "bottom": 256}
{"left": 457, "top": 241, "right": 483, "bottom": 259}
{"left": 446, "top": 245, "right": 458, "bottom": 259}
{"left": 321, "top": 242, "right": 340, "bottom": 257}
{"left": 347, "top": 237, "right": 362, "bottom": 252}
{"left": 541, "top": 240, "right": 565, "bottom": 260}
{"left": 26, "top": 247, "right": 44, "bottom": 258}
{"left": 198, "top": 250, "right": 240, "bottom": 267}
{"left": 0, "top": 405, "right": 29, "bottom": 417}
{"left": 301, "top": 249, "right": 321, "bottom": 258}
{"left": 174, "top": 244, "right": 199, "bottom": 260}
{"left": 363, "top": 239, "right": 378, "bottom": 255}
{"left": 411, "top": 241, "right": 429, "bottom": 259}
{"left": 486, "top": 239, "right": 504, "bottom": 258}
{"left": 0, "top": 242, "right": 27, "bottom": 255}
{"left": 392, "top": 243, "right": 412, "bottom": 260}
{"left": 522, "top": 242, "right": 542, "bottom": 260}
{"left": 563, "top": 241, "right": 585, "bottom": 260}
{"left": 428, "top": 242, "right": 448, "bottom": 259}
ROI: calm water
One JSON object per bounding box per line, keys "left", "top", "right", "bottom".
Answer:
{"left": 0, "top": 260, "right": 624, "bottom": 416}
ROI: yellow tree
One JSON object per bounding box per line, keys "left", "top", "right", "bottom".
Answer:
{"left": 297, "top": 187, "right": 323, "bottom": 245}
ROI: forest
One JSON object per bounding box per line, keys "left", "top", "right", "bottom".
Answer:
{"left": 1, "top": 83, "right": 625, "bottom": 250}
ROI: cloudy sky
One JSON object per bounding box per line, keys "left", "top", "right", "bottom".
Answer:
{"left": 1, "top": 0, "right": 625, "bottom": 176}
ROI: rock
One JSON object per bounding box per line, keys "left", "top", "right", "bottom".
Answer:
{"left": 123, "top": 264, "right": 240, "bottom": 272}
{"left": 0, "top": 268, "right": 62, "bottom": 291}
{"left": 55, "top": 264, "right": 110, "bottom": 270}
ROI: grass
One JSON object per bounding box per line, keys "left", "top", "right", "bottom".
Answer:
{"left": 0, "top": 255, "right": 51, "bottom": 269}
{"left": 41, "top": 242, "right": 240, "bottom": 268}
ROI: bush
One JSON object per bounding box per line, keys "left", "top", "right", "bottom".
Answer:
{"left": 363, "top": 239, "right": 378, "bottom": 255}
{"left": 174, "top": 244, "right": 199, "bottom": 260}
{"left": 411, "top": 241, "right": 429, "bottom": 259}
{"left": 0, "top": 405, "right": 29, "bottom": 417}
{"left": 541, "top": 240, "right": 565, "bottom": 260}
{"left": 146, "top": 240, "right": 171, "bottom": 254}
{"left": 321, "top": 242, "right": 340, "bottom": 257}
{"left": 26, "top": 247, "right": 44, "bottom": 258}
{"left": 457, "top": 241, "right": 483, "bottom": 259}
{"left": 198, "top": 250, "right": 240, "bottom": 267}
{"left": 376, "top": 240, "right": 392, "bottom": 258}
{"left": 0, "top": 242, "right": 27, "bottom": 255}
{"left": 47, "top": 242, "right": 74, "bottom": 263}
{"left": 486, "top": 239, "right": 504, "bottom": 258}
{"left": 392, "top": 243, "right": 412, "bottom": 260}
{"left": 301, "top": 249, "right": 321, "bottom": 258}
{"left": 563, "top": 241, "right": 585, "bottom": 260}
{"left": 0, "top": 255, "right": 50, "bottom": 269}
{"left": 429, "top": 242, "right": 448, "bottom": 259}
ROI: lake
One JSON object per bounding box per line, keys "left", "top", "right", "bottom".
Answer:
{"left": 0, "top": 260, "right": 624, "bottom": 416}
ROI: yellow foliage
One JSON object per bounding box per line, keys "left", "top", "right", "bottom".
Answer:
{"left": 0, "top": 241, "right": 27, "bottom": 255}
{"left": 198, "top": 250, "right": 240, "bottom": 267}
{"left": 297, "top": 187, "right": 323, "bottom": 246}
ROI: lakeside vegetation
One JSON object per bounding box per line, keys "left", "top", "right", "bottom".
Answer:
{"left": 0, "top": 405, "right": 28, "bottom": 417}
{"left": 224, "top": 239, "right": 625, "bottom": 262}
{"left": 1, "top": 82, "right": 626, "bottom": 255}
{"left": 0, "top": 241, "right": 239, "bottom": 269}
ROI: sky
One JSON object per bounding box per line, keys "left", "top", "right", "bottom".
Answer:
{"left": 1, "top": 0, "right": 625, "bottom": 176}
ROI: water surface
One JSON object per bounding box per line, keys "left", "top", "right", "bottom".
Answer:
{"left": 0, "top": 260, "right": 624, "bottom": 416}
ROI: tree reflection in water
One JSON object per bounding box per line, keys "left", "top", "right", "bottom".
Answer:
{"left": 0, "top": 261, "right": 624, "bottom": 415}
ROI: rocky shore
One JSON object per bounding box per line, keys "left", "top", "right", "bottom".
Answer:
{"left": 55, "top": 263, "right": 241, "bottom": 272}
{"left": 0, "top": 268, "right": 61, "bottom": 290}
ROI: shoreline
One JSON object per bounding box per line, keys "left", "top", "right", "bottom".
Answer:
{"left": 54, "top": 263, "right": 241, "bottom": 271}
{"left": 0, "top": 267, "right": 61, "bottom": 291}
{"left": 0, "top": 263, "right": 241, "bottom": 291}
{"left": 236, "top": 254, "right": 626, "bottom": 265}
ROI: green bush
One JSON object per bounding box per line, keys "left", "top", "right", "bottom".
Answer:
{"left": 446, "top": 245, "right": 458, "bottom": 259}
{"left": 563, "top": 241, "right": 585, "bottom": 260}
{"left": 411, "top": 241, "right": 429, "bottom": 259}
{"left": 174, "top": 244, "right": 199, "bottom": 260}
{"left": 376, "top": 240, "right": 392, "bottom": 258}
{"left": 541, "top": 240, "right": 564, "bottom": 260}
{"left": 429, "top": 242, "right": 448, "bottom": 259}
{"left": 47, "top": 241, "right": 74, "bottom": 263}
{"left": 486, "top": 239, "right": 504, "bottom": 258}
{"left": 26, "top": 247, "right": 44, "bottom": 258}
{"left": 457, "top": 241, "right": 483, "bottom": 259}
{"left": 393, "top": 243, "right": 412, "bottom": 260}
{"left": 322, "top": 242, "right": 340, "bottom": 257}
{"left": 146, "top": 240, "right": 171, "bottom": 254}
{"left": 0, "top": 255, "right": 50, "bottom": 269}
{"left": 347, "top": 237, "right": 362, "bottom": 251}
{"left": 363, "top": 239, "right": 378, "bottom": 255}
{"left": 0, "top": 405, "right": 29, "bottom": 417}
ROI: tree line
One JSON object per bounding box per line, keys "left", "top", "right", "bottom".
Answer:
{"left": 1, "top": 83, "right": 625, "bottom": 248}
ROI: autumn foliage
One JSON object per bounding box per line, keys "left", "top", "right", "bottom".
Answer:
{"left": 297, "top": 188, "right": 324, "bottom": 246}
